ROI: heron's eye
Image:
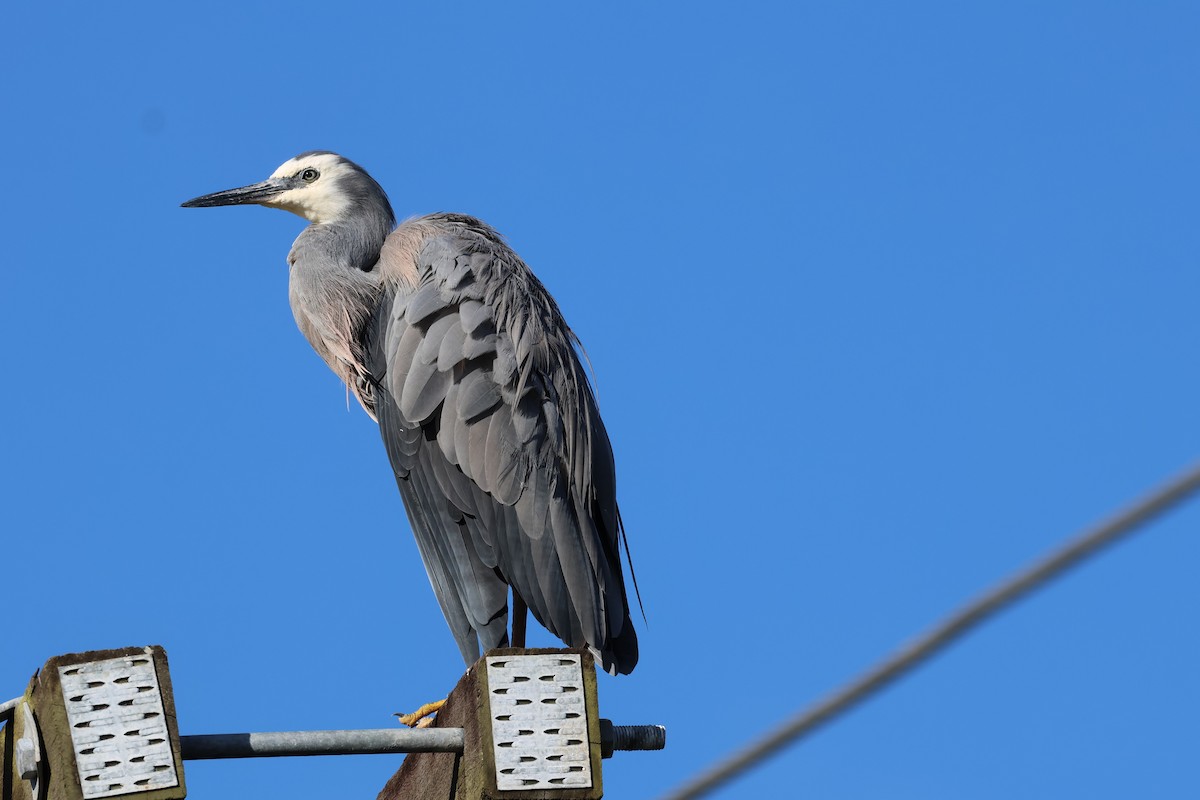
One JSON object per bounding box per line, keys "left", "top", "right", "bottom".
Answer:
{"left": 300, "top": 168, "right": 320, "bottom": 183}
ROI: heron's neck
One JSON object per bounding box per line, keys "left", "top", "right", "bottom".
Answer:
{"left": 306, "top": 208, "right": 395, "bottom": 272}
{"left": 287, "top": 215, "right": 389, "bottom": 408}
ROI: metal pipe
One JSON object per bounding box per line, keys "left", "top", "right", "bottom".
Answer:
{"left": 180, "top": 729, "right": 464, "bottom": 759}
{"left": 180, "top": 722, "right": 665, "bottom": 760}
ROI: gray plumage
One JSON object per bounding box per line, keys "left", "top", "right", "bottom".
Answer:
{"left": 182, "top": 151, "right": 638, "bottom": 674}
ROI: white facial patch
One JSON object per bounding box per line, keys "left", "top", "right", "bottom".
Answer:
{"left": 265, "top": 152, "right": 354, "bottom": 223}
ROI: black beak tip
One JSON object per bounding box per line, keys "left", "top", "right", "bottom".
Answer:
{"left": 180, "top": 194, "right": 219, "bottom": 209}
{"left": 178, "top": 180, "right": 282, "bottom": 210}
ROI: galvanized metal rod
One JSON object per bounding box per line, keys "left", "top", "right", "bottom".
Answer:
{"left": 180, "top": 729, "right": 464, "bottom": 759}
{"left": 660, "top": 459, "right": 1200, "bottom": 800}
{"left": 180, "top": 721, "right": 664, "bottom": 760}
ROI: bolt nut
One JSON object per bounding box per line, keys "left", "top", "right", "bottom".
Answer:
{"left": 16, "top": 736, "right": 37, "bottom": 780}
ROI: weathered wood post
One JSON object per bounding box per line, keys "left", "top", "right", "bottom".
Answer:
{"left": 379, "top": 648, "right": 606, "bottom": 800}
{"left": 1, "top": 646, "right": 186, "bottom": 800}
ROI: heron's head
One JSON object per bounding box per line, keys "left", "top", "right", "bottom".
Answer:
{"left": 181, "top": 151, "right": 394, "bottom": 226}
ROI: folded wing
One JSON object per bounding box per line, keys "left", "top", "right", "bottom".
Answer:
{"left": 368, "top": 217, "right": 637, "bottom": 674}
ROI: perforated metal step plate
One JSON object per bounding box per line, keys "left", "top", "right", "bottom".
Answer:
{"left": 486, "top": 654, "right": 592, "bottom": 791}
{"left": 59, "top": 654, "right": 179, "bottom": 798}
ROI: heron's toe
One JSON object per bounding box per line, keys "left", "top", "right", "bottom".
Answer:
{"left": 395, "top": 698, "right": 447, "bottom": 728}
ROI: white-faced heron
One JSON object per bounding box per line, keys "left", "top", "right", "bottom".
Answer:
{"left": 182, "top": 152, "right": 639, "bottom": 689}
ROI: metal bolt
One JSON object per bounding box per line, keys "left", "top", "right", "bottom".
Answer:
{"left": 15, "top": 701, "right": 42, "bottom": 797}
{"left": 599, "top": 719, "right": 667, "bottom": 758}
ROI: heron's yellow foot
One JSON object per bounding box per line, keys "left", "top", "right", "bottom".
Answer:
{"left": 395, "top": 698, "right": 446, "bottom": 728}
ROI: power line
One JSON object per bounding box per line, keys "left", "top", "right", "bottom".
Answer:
{"left": 659, "top": 460, "right": 1200, "bottom": 800}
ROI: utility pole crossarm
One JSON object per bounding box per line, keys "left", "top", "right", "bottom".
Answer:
{"left": 3, "top": 646, "right": 665, "bottom": 800}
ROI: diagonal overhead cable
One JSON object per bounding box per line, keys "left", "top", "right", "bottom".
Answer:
{"left": 660, "top": 461, "right": 1200, "bottom": 800}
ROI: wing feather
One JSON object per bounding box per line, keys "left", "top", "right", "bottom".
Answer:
{"left": 404, "top": 284, "right": 451, "bottom": 327}
{"left": 457, "top": 370, "right": 502, "bottom": 422}
{"left": 437, "top": 322, "right": 468, "bottom": 371}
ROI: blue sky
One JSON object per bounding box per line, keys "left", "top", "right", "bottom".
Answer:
{"left": 3, "top": 2, "right": 1199, "bottom": 798}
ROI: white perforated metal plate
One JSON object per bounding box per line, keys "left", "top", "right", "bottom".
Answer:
{"left": 59, "top": 654, "right": 179, "bottom": 798}
{"left": 486, "top": 654, "right": 592, "bottom": 791}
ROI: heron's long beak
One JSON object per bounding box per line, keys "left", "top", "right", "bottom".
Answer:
{"left": 180, "top": 178, "right": 289, "bottom": 208}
